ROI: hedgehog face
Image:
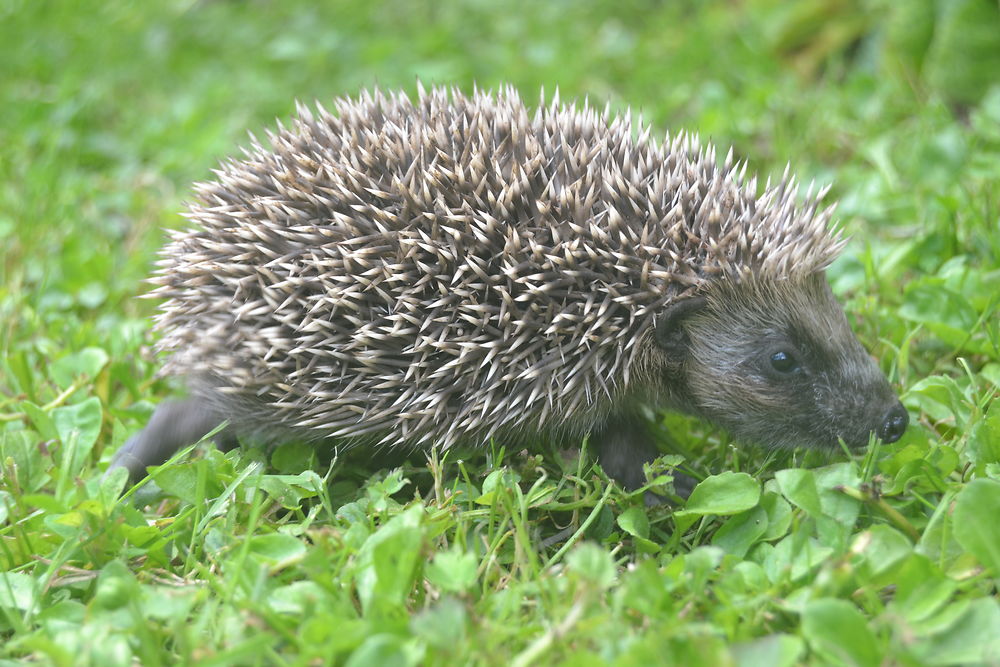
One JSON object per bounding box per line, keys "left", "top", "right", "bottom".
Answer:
{"left": 663, "top": 274, "right": 907, "bottom": 451}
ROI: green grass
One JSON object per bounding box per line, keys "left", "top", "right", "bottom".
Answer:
{"left": 2, "top": 1, "right": 1000, "bottom": 664}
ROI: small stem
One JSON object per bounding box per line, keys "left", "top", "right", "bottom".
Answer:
{"left": 0, "top": 377, "right": 88, "bottom": 423}
{"left": 543, "top": 483, "right": 614, "bottom": 569}
{"left": 836, "top": 485, "right": 921, "bottom": 542}
{"left": 511, "top": 593, "right": 587, "bottom": 667}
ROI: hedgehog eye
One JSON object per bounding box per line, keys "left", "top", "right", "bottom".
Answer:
{"left": 769, "top": 350, "right": 800, "bottom": 374}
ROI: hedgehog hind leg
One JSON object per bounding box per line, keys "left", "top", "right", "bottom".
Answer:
{"left": 592, "top": 416, "right": 695, "bottom": 502}
{"left": 105, "top": 398, "right": 236, "bottom": 484}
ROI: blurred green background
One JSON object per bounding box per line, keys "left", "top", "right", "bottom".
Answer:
{"left": 2, "top": 1, "right": 1000, "bottom": 664}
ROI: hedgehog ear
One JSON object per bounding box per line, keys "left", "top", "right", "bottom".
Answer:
{"left": 654, "top": 296, "right": 707, "bottom": 356}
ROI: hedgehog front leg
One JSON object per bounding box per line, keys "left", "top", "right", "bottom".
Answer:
{"left": 593, "top": 416, "right": 695, "bottom": 500}
{"left": 592, "top": 416, "right": 658, "bottom": 492}
{"left": 106, "top": 398, "right": 236, "bottom": 483}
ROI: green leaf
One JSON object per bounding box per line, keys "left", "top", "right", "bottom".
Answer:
{"left": 684, "top": 472, "right": 761, "bottom": 514}
{"left": 20, "top": 493, "right": 67, "bottom": 513}
{"left": 969, "top": 398, "right": 1000, "bottom": 465}
{"left": 257, "top": 472, "right": 321, "bottom": 509}
{"left": 21, "top": 401, "right": 58, "bottom": 441}
{"left": 36, "top": 600, "right": 86, "bottom": 631}
{"left": 270, "top": 581, "right": 333, "bottom": 615}
{"left": 617, "top": 506, "right": 650, "bottom": 540}
{"left": 907, "top": 375, "right": 971, "bottom": 425}
{"left": 0, "top": 572, "right": 35, "bottom": 612}
{"left": 48, "top": 347, "right": 109, "bottom": 389}
{"left": 684, "top": 546, "right": 724, "bottom": 588}
{"left": 759, "top": 491, "right": 793, "bottom": 541}
{"left": 912, "top": 598, "right": 1000, "bottom": 665}
{"left": 760, "top": 535, "right": 833, "bottom": 584}
{"left": 344, "top": 634, "right": 421, "bottom": 667}
{"left": 774, "top": 469, "right": 822, "bottom": 516}
{"left": 269, "top": 441, "right": 316, "bottom": 473}
{"left": 425, "top": 548, "right": 478, "bottom": 594}
{"left": 617, "top": 506, "right": 659, "bottom": 553}
{"left": 889, "top": 554, "right": 956, "bottom": 624}
{"left": 566, "top": 542, "right": 616, "bottom": 589}
{"left": 853, "top": 525, "right": 912, "bottom": 579}
{"left": 354, "top": 506, "right": 425, "bottom": 618}
{"left": 732, "top": 634, "right": 804, "bottom": 667}
{"left": 52, "top": 396, "right": 103, "bottom": 475}
{"left": 141, "top": 586, "right": 200, "bottom": 622}
{"left": 247, "top": 533, "right": 307, "bottom": 568}
{"left": 918, "top": 490, "right": 965, "bottom": 565}
{"left": 900, "top": 282, "right": 978, "bottom": 349}
{"left": 410, "top": 598, "right": 467, "bottom": 649}
{"left": 801, "top": 598, "right": 882, "bottom": 666}
{"left": 5, "top": 351, "right": 36, "bottom": 401}
{"left": 673, "top": 471, "right": 761, "bottom": 531}
{"left": 475, "top": 468, "right": 521, "bottom": 507}
{"left": 153, "top": 464, "right": 201, "bottom": 504}
{"left": 91, "top": 561, "right": 139, "bottom": 612}
{"left": 813, "top": 463, "right": 861, "bottom": 526}
{"left": 952, "top": 478, "right": 1000, "bottom": 574}
{"left": 713, "top": 505, "right": 769, "bottom": 557}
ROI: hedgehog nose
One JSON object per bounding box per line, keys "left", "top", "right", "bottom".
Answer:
{"left": 878, "top": 403, "right": 909, "bottom": 443}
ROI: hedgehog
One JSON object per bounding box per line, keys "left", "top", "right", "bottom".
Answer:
{"left": 107, "top": 84, "right": 909, "bottom": 493}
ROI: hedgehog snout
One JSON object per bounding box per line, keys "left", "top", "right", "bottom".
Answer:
{"left": 825, "top": 377, "right": 907, "bottom": 449}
